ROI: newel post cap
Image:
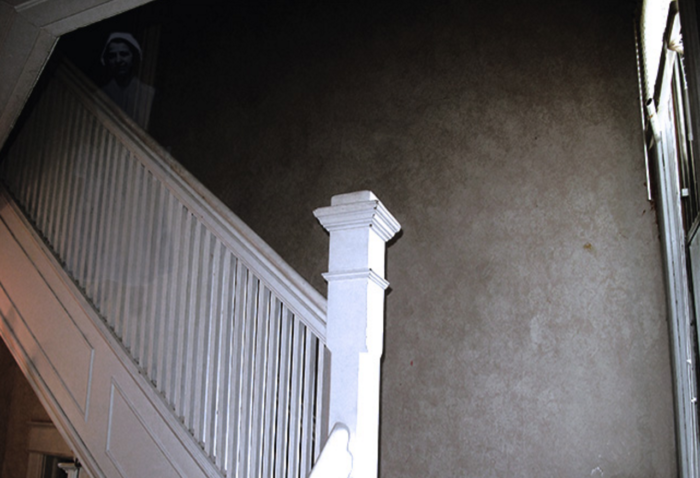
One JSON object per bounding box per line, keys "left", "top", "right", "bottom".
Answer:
{"left": 313, "top": 190, "right": 401, "bottom": 242}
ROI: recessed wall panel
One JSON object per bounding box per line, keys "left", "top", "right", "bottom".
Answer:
{"left": 0, "top": 218, "right": 94, "bottom": 416}
{"left": 106, "top": 381, "right": 183, "bottom": 478}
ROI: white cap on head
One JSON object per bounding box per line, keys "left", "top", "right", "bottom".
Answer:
{"left": 101, "top": 32, "right": 142, "bottom": 65}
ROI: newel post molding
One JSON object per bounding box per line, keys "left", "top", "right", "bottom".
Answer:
{"left": 314, "top": 191, "right": 401, "bottom": 478}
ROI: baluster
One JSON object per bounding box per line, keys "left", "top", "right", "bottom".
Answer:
{"left": 274, "top": 306, "right": 294, "bottom": 478}
{"left": 216, "top": 252, "right": 235, "bottom": 469}
{"left": 228, "top": 261, "right": 249, "bottom": 476}
{"left": 54, "top": 102, "right": 84, "bottom": 259}
{"left": 73, "top": 116, "right": 99, "bottom": 286}
{"left": 287, "top": 318, "right": 305, "bottom": 478}
{"left": 144, "top": 181, "right": 167, "bottom": 380}
{"left": 63, "top": 108, "right": 92, "bottom": 275}
{"left": 128, "top": 164, "right": 149, "bottom": 359}
{"left": 238, "top": 270, "right": 259, "bottom": 476}
{"left": 249, "top": 285, "right": 271, "bottom": 475}
{"left": 207, "top": 239, "right": 224, "bottom": 456}
{"left": 163, "top": 201, "right": 185, "bottom": 401}
{"left": 83, "top": 126, "right": 110, "bottom": 300}
{"left": 208, "top": 244, "right": 230, "bottom": 463}
{"left": 135, "top": 172, "right": 156, "bottom": 365}
{"left": 147, "top": 185, "right": 172, "bottom": 382}
{"left": 314, "top": 344, "right": 330, "bottom": 462}
{"left": 102, "top": 142, "right": 128, "bottom": 329}
{"left": 300, "top": 330, "right": 318, "bottom": 475}
{"left": 181, "top": 217, "right": 201, "bottom": 425}
{"left": 30, "top": 85, "right": 54, "bottom": 230}
{"left": 17, "top": 100, "right": 41, "bottom": 211}
{"left": 192, "top": 229, "right": 214, "bottom": 443}
{"left": 262, "top": 296, "right": 282, "bottom": 477}
{"left": 44, "top": 85, "right": 70, "bottom": 246}
{"left": 173, "top": 209, "right": 192, "bottom": 413}
{"left": 113, "top": 156, "right": 137, "bottom": 340}
{"left": 35, "top": 82, "right": 61, "bottom": 234}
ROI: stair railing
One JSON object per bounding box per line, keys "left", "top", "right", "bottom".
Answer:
{"left": 0, "top": 59, "right": 400, "bottom": 478}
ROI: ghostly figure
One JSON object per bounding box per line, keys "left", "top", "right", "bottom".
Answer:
{"left": 101, "top": 32, "right": 155, "bottom": 130}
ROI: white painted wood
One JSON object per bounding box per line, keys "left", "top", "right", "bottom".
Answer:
{"left": 300, "top": 331, "right": 317, "bottom": 474}
{"left": 287, "top": 318, "right": 304, "bottom": 478}
{"left": 262, "top": 296, "right": 282, "bottom": 476}
{"left": 0, "top": 17, "right": 411, "bottom": 471}
{"left": 55, "top": 61, "right": 328, "bottom": 340}
{"left": 275, "top": 306, "right": 294, "bottom": 478}
{"left": 249, "top": 286, "right": 271, "bottom": 476}
{"left": 57, "top": 463, "right": 80, "bottom": 478}
{"left": 0, "top": 189, "right": 219, "bottom": 478}
{"left": 641, "top": 10, "right": 700, "bottom": 477}
{"left": 314, "top": 344, "right": 330, "bottom": 462}
{"left": 308, "top": 424, "right": 352, "bottom": 478}
{"left": 640, "top": 0, "right": 673, "bottom": 100}
{"left": 1, "top": 59, "right": 334, "bottom": 478}
{"left": 0, "top": 10, "right": 56, "bottom": 146}
{"left": 22, "top": 0, "right": 154, "bottom": 36}
{"left": 314, "top": 191, "right": 400, "bottom": 478}
{"left": 654, "top": 107, "right": 700, "bottom": 478}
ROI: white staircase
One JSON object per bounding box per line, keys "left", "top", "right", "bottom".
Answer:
{"left": 0, "top": 61, "right": 400, "bottom": 478}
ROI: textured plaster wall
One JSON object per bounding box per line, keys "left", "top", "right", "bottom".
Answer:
{"left": 147, "top": 0, "right": 676, "bottom": 476}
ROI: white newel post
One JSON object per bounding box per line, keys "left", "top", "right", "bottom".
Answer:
{"left": 314, "top": 191, "right": 401, "bottom": 478}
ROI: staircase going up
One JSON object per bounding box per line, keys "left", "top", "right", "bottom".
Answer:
{"left": 0, "top": 60, "right": 400, "bottom": 478}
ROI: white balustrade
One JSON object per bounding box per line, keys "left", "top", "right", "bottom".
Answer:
{"left": 1, "top": 60, "right": 329, "bottom": 478}
{"left": 0, "top": 58, "right": 401, "bottom": 478}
